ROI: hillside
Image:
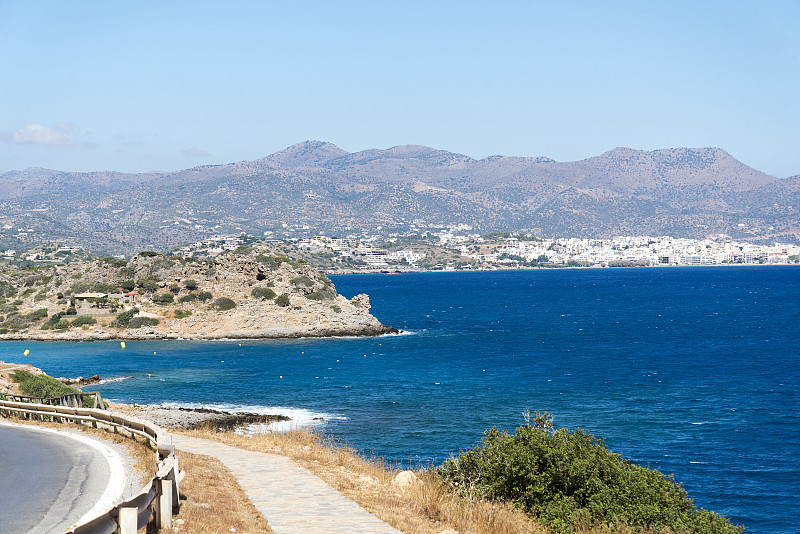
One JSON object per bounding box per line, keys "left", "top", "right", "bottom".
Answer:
{"left": 0, "top": 246, "right": 396, "bottom": 340}
{"left": 0, "top": 142, "right": 797, "bottom": 254}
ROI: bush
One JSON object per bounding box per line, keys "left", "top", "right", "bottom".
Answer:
{"left": 64, "top": 307, "right": 77, "bottom": 316}
{"left": 305, "top": 287, "right": 336, "bottom": 301}
{"left": 212, "top": 297, "right": 236, "bottom": 311}
{"left": 179, "top": 293, "right": 196, "bottom": 303}
{"left": 137, "top": 279, "right": 159, "bottom": 292}
{"left": 183, "top": 279, "right": 198, "bottom": 290}
{"left": 112, "top": 308, "right": 139, "bottom": 328}
{"left": 137, "top": 251, "right": 160, "bottom": 257}
{"left": 174, "top": 309, "right": 192, "bottom": 319}
{"left": 71, "top": 315, "right": 97, "bottom": 327}
{"left": 256, "top": 254, "right": 290, "bottom": 270}
{"left": 128, "top": 316, "right": 159, "bottom": 328}
{"left": 121, "top": 279, "right": 136, "bottom": 292}
{"left": 28, "top": 308, "right": 48, "bottom": 321}
{"left": 101, "top": 257, "right": 128, "bottom": 268}
{"left": 290, "top": 276, "right": 314, "bottom": 288}
{"left": 196, "top": 291, "right": 213, "bottom": 302}
{"left": 11, "top": 369, "right": 80, "bottom": 398}
{"left": 439, "top": 412, "right": 742, "bottom": 534}
{"left": 274, "top": 294, "right": 290, "bottom": 307}
{"left": 153, "top": 292, "right": 175, "bottom": 305}
{"left": 168, "top": 283, "right": 181, "bottom": 294}
{"left": 251, "top": 287, "right": 277, "bottom": 300}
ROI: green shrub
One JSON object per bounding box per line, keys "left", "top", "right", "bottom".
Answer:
{"left": 256, "top": 254, "right": 289, "bottom": 270}
{"left": 251, "top": 287, "right": 277, "bottom": 300}
{"left": 196, "top": 291, "right": 212, "bottom": 302}
{"left": 305, "top": 287, "right": 336, "bottom": 301}
{"left": 112, "top": 308, "right": 140, "bottom": 328}
{"left": 64, "top": 307, "right": 77, "bottom": 315}
{"left": 101, "top": 257, "right": 128, "bottom": 268}
{"left": 72, "top": 315, "right": 97, "bottom": 327}
{"left": 128, "top": 316, "right": 159, "bottom": 328}
{"left": 330, "top": 305, "right": 342, "bottom": 313}
{"left": 28, "top": 308, "right": 48, "bottom": 321}
{"left": 212, "top": 297, "right": 236, "bottom": 311}
{"left": 274, "top": 294, "right": 290, "bottom": 307}
{"left": 174, "top": 309, "right": 192, "bottom": 319}
{"left": 290, "top": 276, "right": 314, "bottom": 288}
{"left": 137, "top": 279, "right": 159, "bottom": 292}
{"left": 11, "top": 369, "right": 80, "bottom": 398}
{"left": 153, "top": 292, "right": 175, "bottom": 305}
{"left": 439, "top": 412, "right": 742, "bottom": 534}
{"left": 89, "top": 282, "right": 119, "bottom": 294}
{"left": 183, "top": 279, "right": 198, "bottom": 290}
{"left": 137, "top": 251, "right": 160, "bottom": 257}
{"left": 120, "top": 280, "right": 136, "bottom": 292}
{"left": 179, "top": 293, "right": 196, "bottom": 303}
{"left": 44, "top": 312, "right": 64, "bottom": 327}
{"left": 168, "top": 283, "right": 181, "bottom": 294}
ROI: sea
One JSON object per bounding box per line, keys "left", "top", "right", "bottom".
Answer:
{"left": 3, "top": 266, "right": 798, "bottom": 533}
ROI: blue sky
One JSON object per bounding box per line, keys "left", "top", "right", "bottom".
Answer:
{"left": 1, "top": 1, "right": 798, "bottom": 177}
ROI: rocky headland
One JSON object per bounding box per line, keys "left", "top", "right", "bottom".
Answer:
{"left": 0, "top": 246, "right": 398, "bottom": 340}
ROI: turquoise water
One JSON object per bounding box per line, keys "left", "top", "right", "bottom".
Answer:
{"left": 5, "top": 267, "right": 799, "bottom": 532}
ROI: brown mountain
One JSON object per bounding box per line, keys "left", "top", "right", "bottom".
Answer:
{"left": 0, "top": 142, "right": 797, "bottom": 254}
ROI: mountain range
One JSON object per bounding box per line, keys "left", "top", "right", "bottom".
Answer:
{"left": 1, "top": 141, "right": 798, "bottom": 253}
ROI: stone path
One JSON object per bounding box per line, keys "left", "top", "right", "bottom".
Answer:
{"left": 171, "top": 435, "right": 402, "bottom": 534}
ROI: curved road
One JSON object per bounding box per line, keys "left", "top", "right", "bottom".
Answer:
{"left": 0, "top": 422, "right": 123, "bottom": 534}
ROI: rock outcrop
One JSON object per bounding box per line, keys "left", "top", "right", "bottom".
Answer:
{"left": 0, "top": 246, "right": 398, "bottom": 340}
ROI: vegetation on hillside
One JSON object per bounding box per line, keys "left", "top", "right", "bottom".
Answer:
{"left": 439, "top": 412, "right": 742, "bottom": 534}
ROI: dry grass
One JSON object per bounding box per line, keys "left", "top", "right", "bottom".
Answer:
{"left": 164, "top": 449, "right": 272, "bottom": 534}
{"left": 177, "top": 426, "right": 544, "bottom": 534}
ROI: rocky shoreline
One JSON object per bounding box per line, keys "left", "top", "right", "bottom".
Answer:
{"left": 110, "top": 402, "right": 291, "bottom": 431}
{"left": 0, "top": 246, "right": 400, "bottom": 342}
{"left": 2, "top": 323, "right": 399, "bottom": 342}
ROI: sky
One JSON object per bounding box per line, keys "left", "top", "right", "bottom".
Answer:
{"left": 1, "top": 1, "right": 798, "bottom": 177}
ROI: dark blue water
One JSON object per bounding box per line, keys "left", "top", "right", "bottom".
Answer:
{"left": 4, "top": 267, "right": 798, "bottom": 532}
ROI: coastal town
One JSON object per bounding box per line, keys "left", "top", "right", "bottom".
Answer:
{"left": 170, "top": 225, "right": 799, "bottom": 271}
{"left": 5, "top": 223, "right": 799, "bottom": 273}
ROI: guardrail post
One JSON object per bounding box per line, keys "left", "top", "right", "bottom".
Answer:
{"left": 118, "top": 506, "right": 137, "bottom": 534}
{"left": 156, "top": 478, "right": 173, "bottom": 529}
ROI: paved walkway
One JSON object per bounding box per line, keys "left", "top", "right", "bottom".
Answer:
{"left": 171, "top": 435, "right": 402, "bottom": 534}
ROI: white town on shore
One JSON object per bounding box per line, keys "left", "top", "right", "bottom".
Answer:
{"left": 161, "top": 225, "right": 800, "bottom": 271}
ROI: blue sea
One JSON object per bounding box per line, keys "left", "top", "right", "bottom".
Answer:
{"left": 4, "top": 267, "right": 798, "bottom": 533}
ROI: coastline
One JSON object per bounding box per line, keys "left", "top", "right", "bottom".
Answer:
{"left": 0, "top": 323, "right": 399, "bottom": 342}
{"left": 109, "top": 402, "right": 291, "bottom": 431}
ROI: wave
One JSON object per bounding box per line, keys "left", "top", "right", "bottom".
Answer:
{"left": 159, "top": 401, "right": 346, "bottom": 433}
{"left": 98, "top": 376, "right": 133, "bottom": 385}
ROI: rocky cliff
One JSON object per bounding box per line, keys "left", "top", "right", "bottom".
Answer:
{"left": 0, "top": 246, "right": 397, "bottom": 340}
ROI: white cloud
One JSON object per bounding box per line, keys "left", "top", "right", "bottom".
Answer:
{"left": 1, "top": 124, "right": 78, "bottom": 146}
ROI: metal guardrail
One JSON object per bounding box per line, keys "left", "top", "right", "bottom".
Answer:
{"left": 0, "top": 397, "right": 183, "bottom": 534}
{"left": 4, "top": 391, "right": 105, "bottom": 409}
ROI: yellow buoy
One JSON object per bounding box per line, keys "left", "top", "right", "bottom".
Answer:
{"left": 23, "top": 349, "right": 29, "bottom": 356}
{"left": 120, "top": 341, "right": 126, "bottom": 349}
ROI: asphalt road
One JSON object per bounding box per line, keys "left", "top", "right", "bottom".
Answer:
{"left": 0, "top": 422, "right": 116, "bottom": 534}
